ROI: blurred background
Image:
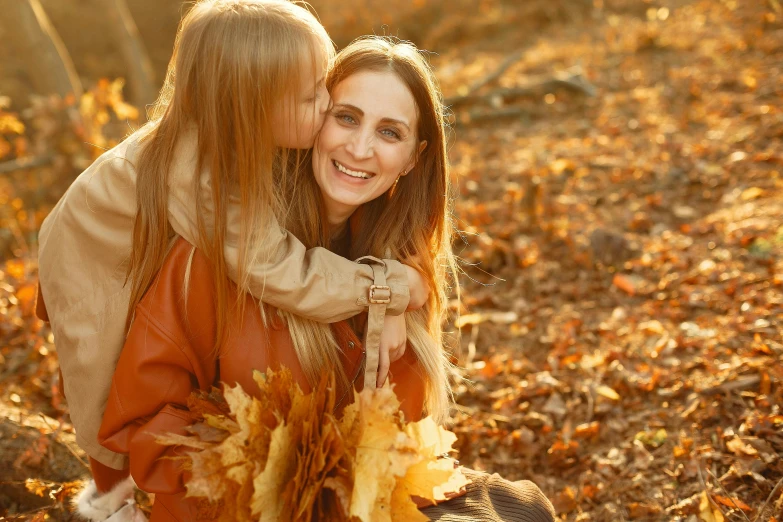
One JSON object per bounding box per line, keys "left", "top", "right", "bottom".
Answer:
{"left": 1, "top": 0, "right": 782, "bottom": 520}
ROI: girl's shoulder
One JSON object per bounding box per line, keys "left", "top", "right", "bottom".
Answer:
{"left": 67, "top": 126, "right": 149, "bottom": 193}
{"left": 96, "top": 125, "right": 150, "bottom": 168}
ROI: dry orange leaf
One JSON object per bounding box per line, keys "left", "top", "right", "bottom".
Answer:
{"left": 582, "top": 484, "right": 598, "bottom": 500}
{"left": 573, "top": 421, "right": 600, "bottom": 439}
{"left": 699, "top": 492, "right": 725, "bottom": 522}
{"left": 551, "top": 486, "right": 577, "bottom": 514}
{"left": 612, "top": 273, "right": 638, "bottom": 295}
{"left": 714, "top": 495, "right": 752, "bottom": 512}
{"left": 628, "top": 502, "right": 662, "bottom": 518}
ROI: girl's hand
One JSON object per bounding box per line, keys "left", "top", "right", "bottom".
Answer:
{"left": 376, "top": 312, "right": 407, "bottom": 387}
{"left": 404, "top": 264, "right": 430, "bottom": 310}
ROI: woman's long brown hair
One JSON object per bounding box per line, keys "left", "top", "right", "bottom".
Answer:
{"left": 281, "top": 37, "right": 458, "bottom": 421}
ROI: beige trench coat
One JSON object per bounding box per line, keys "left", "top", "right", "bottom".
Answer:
{"left": 37, "top": 126, "right": 409, "bottom": 469}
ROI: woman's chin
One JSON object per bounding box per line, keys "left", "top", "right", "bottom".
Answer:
{"left": 330, "top": 194, "right": 364, "bottom": 211}
{"left": 321, "top": 190, "right": 361, "bottom": 219}
{"left": 327, "top": 175, "right": 373, "bottom": 207}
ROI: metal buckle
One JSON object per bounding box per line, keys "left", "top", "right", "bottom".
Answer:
{"left": 368, "top": 284, "right": 391, "bottom": 304}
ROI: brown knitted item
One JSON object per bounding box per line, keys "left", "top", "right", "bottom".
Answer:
{"left": 420, "top": 468, "right": 556, "bottom": 522}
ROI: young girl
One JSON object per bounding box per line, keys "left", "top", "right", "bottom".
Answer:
{"left": 35, "top": 1, "right": 426, "bottom": 519}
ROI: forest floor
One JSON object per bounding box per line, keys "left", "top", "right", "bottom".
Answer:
{"left": 1, "top": 0, "right": 782, "bottom": 520}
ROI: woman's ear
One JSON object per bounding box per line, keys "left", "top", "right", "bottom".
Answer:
{"left": 417, "top": 140, "right": 428, "bottom": 156}
{"left": 402, "top": 140, "right": 428, "bottom": 176}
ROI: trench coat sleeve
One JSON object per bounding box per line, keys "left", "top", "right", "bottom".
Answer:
{"left": 223, "top": 223, "right": 412, "bottom": 319}
{"left": 166, "top": 140, "right": 410, "bottom": 321}
{"left": 98, "top": 302, "right": 203, "bottom": 496}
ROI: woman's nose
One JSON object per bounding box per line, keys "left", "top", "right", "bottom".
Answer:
{"left": 346, "top": 129, "right": 373, "bottom": 160}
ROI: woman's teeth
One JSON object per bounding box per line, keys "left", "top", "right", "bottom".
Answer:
{"left": 334, "top": 160, "right": 372, "bottom": 179}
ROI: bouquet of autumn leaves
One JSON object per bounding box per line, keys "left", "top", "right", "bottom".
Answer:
{"left": 157, "top": 368, "right": 469, "bottom": 521}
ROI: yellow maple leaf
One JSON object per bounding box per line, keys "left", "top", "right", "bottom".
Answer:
{"left": 251, "top": 421, "right": 297, "bottom": 521}
{"left": 393, "top": 416, "right": 469, "bottom": 513}
{"left": 391, "top": 480, "right": 430, "bottom": 522}
{"left": 397, "top": 459, "right": 459, "bottom": 505}
{"left": 186, "top": 447, "right": 234, "bottom": 502}
{"left": 405, "top": 417, "right": 458, "bottom": 459}
{"left": 202, "top": 413, "right": 238, "bottom": 432}
{"left": 349, "top": 386, "right": 418, "bottom": 522}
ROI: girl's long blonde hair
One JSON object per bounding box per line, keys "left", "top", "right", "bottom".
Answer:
{"left": 126, "top": 0, "right": 333, "bottom": 347}
{"left": 281, "top": 37, "right": 458, "bottom": 422}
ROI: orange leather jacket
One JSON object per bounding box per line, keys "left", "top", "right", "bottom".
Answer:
{"left": 98, "top": 239, "right": 425, "bottom": 522}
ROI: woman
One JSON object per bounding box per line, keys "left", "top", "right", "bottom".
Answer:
{"left": 95, "top": 37, "right": 452, "bottom": 522}
{"left": 96, "top": 38, "right": 555, "bottom": 522}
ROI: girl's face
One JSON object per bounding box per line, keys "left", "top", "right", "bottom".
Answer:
{"left": 272, "top": 48, "right": 330, "bottom": 149}
{"left": 312, "top": 70, "right": 423, "bottom": 225}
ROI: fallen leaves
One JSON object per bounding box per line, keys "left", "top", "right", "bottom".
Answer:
{"left": 454, "top": 310, "right": 518, "bottom": 328}
{"left": 713, "top": 495, "right": 752, "bottom": 513}
{"left": 13, "top": 431, "right": 51, "bottom": 469}
{"left": 595, "top": 384, "right": 620, "bottom": 401}
{"left": 612, "top": 273, "right": 643, "bottom": 296}
{"left": 550, "top": 486, "right": 577, "bottom": 515}
{"left": 726, "top": 437, "right": 759, "bottom": 457}
{"left": 740, "top": 187, "right": 765, "bottom": 201}
{"left": 628, "top": 501, "right": 662, "bottom": 519}
{"left": 698, "top": 491, "right": 725, "bottom": 522}
{"left": 158, "top": 368, "right": 468, "bottom": 522}
{"left": 634, "top": 428, "right": 668, "bottom": 449}
{"left": 1, "top": 0, "right": 782, "bottom": 520}
{"left": 572, "top": 421, "right": 599, "bottom": 440}
{"left": 23, "top": 478, "right": 84, "bottom": 504}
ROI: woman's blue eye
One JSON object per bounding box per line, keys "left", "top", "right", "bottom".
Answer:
{"left": 381, "top": 128, "right": 401, "bottom": 140}
{"left": 336, "top": 113, "right": 356, "bottom": 124}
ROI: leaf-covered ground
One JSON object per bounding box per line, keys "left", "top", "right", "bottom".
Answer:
{"left": 1, "top": 0, "right": 781, "bottom": 520}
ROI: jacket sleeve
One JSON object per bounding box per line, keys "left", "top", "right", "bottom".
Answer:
{"left": 98, "top": 304, "right": 201, "bottom": 495}
{"left": 167, "top": 164, "right": 410, "bottom": 322}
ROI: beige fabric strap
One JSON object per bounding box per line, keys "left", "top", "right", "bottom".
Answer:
{"left": 356, "top": 256, "right": 390, "bottom": 389}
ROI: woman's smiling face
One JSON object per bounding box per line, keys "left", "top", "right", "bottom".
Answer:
{"left": 312, "top": 70, "right": 422, "bottom": 225}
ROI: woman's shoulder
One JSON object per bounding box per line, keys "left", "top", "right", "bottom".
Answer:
{"left": 139, "top": 237, "right": 215, "bottom": 310}
{"left": 167, "top": 236, "right": 213, "bottom": 281}
{"left": 132, "top": 237, "right": 219, "bottom": 351}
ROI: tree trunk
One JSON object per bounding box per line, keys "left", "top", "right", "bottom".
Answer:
{"left": 0, "top": 0, "right": 83, "bottom": 99}
{"left": 105, "top": 0, "right": 157, "bottom": 113}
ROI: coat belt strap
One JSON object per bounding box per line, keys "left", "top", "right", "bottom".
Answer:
{"left": 356, "top": 256, "right": 390, "bottom": 389}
